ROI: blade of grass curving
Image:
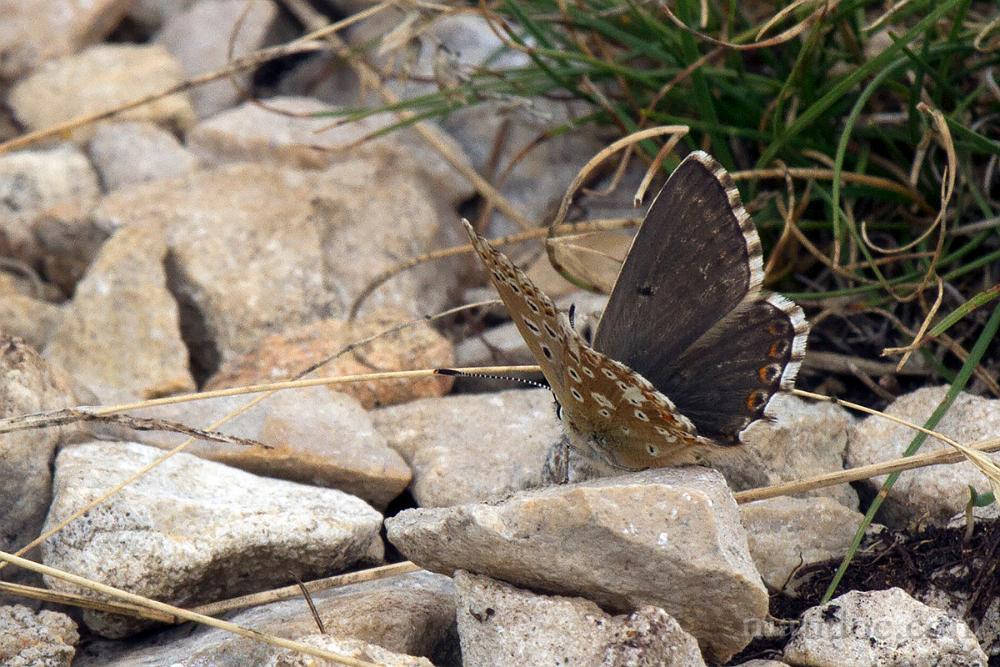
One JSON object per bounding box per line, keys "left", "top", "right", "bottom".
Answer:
{"left": 757, "top": 0, "right": 962, "bottom": 167}
{"left": 822, "top": 300, "right": 1000, "bottom": 603}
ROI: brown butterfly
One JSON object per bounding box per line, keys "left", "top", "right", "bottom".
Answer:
{"left": 463, "top": 151, "right": 808, "bottom": 470}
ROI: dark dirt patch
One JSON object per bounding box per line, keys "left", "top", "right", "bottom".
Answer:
{"left": 729, "top": 519, "right": 1000, "bottom": 664}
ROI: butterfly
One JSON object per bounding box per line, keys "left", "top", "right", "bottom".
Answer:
{"left": 462, "top": 151, "right": 809, "bottom": 471}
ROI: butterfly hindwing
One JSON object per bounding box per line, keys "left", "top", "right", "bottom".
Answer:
{"left": 592, "top": 151, "right": 764, "bottom": 384}
{"left": 654, "top": 294, "right": 808, "bottom": 443}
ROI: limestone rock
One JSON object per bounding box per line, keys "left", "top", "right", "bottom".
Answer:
{"left": 206, "top": 309, "right": 454, "bottom": 409}
{"left": 740, "top": 496, "right": 866, "bottom": 594}
{"left": 783, "top": 588, "right": 987, "bottom": 666}
{"left": 93, "top": 386, "right": 410, "bottom": 510}
{"left": 456, "top": 571, "right": 705, "bottom": 666}
{"left": 155, "top": 0, "right": 280, "bottom": 117}
{"left": 187, "top": 96, "right": 474, "bottom": 207}
{"left": 43, "top": 441, "right": 384, "bottom": 638}
{"left": 263, "top": 636, "right": 433, "bottom": 667}
{"left": 7, "top": 44, "right": 195, "bottom": 141}
{"left": 0, "top": 0, "right": 132, "bottom": 79}
{"left": 386, "top": 467, "right": 767, "bottom": 662}
{"left": 43, "top": 223, "right": 195, "bottom": 403}
{"left": 0, "top": 145, "right": 101, "bottom": 263}
{"left": 73, "top": 571, "right": 456, "bottom": 665}
{"left": 91, "top": 161, "right": 461, "bottom": 372}
{"left": 707, "top": 394, "right": 858, "bottom": 510}
{"left": 0, "top": 296, "right": 61, "bottom": 350}
{"left": 372, "top": 388, "right": 561, "bottom": 507}
{"left": 0, "top": 338, "right": 80, "bottom": 556}
{"left": 88, "top": 121, "right": 198, "bottom": 190}
{"left": 0, "top": 605, "right": 78, "bottom": 667}
{"left": 847, "top": 386, "right": 1000, "bottom": 527}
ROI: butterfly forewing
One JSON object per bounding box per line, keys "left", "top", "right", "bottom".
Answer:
{"left": 462, "top": 220, "right": 704, "bottom": 470}
{"left": 593, "top": 151, "right": 764, "bottom": 371}
{"left": 592, "top": 151, "right": 808, "bottom": 445}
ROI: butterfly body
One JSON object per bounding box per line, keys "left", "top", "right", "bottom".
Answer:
{"left": 463, "top": 151, "right": 808, "bottom": 470}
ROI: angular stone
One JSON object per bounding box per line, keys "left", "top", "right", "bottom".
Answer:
{"left": 94, "top": 386, "right": 410, "bottom": 510}
{"left": 43, "top": 441, "right": 384, "bottom": 638}
{"left": 7, "top": 44, "right": 195, "bottom": 142}
{"left": 155, "top": 0, "right": 280, "bottom": 117}
{"left": 186, "top": 96, "right": 474, "bottom": 207}
{"left": 43, "top": 223, "right": 195, "bottom": 403}
{"left": 372, "top": 388, "right": 561, "bottom": 507}
{"left": 74, "top": 571, "right": 456, "bottom": 666}
{"left": 29, "top": 202, "right": 110, "bottom": 296}
{"left": 386, "top": 467, "right": 767, "bottom": 662}
{"left": 783, "top": 588, "right": 987, "bottom": 666}
{"left": 0, "top": 0, "right": 132, "bottom": 79}
{"left": 263, "top": 636, "right": 433, "bottom": 667}
{"left": 0, "top": 338, "right": 80, "bottom": 556}
{"left": 0, "top": 605, "right": 78, "bottom": 667}
{"left": 706, "top": 394, "right": 858, "bottom": 510}
{"left": 88, "top": 121, "right": 198, "bottom": 190}
{"left": 0, "top": 296, "right": 61, "bottom": 350}
{"left": 456, "top": 571, "right": 705, "bottom": 666}
{"left": 0, "top": 146, "right": 100, "bottom": 263}
{"left": 847, "top": 386, "right": 1000, "bottom": 527}
{"left": 740, "top": 496, "right": 865, "bottom": 594}
{"left": 92, "top": 161, "right": 462, "bottom": 371}
{"left": 205, "top": 309, "right": 454, "bottom": 410}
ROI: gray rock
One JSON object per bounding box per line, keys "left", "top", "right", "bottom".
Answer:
{"left": 0, "top": 296, "right": 61, "bottom": 350}
{"left": 155, "top": 0, "right": 280, "bottom": 117}
{"left": 187, "top": 96, "right": 475, "bottom": 208}
{"left": 0, "top": 146, "right": 101, "bottom": 263}
{"left": 7, "top": 44, "right": 195, "bottom": 141}
{"left": 386, "top": 467, "right": 767, "bottom": 662}
{"left": 456, "top": 570, "right": 705, "bottom": 666}
{"left": 706, "top": 394, "right": 858, "bottom": 510}
{"left": 42, "top": 441, "right": 384, "bottom": 637}
{"left": 0, "top": 338, "right": 80, "bottom": 557}
{"left": 94, "top": 386, "right": 411, "bottom": 510}
{"left": 263, "top": 635, "right": 433, "bottom": 667}
{"left": 88, "top": 121, "right": 199, "bottom": 190}
{"left": 783, "top": 588, "right": 987, "bottom": 666}
{"left": 846, "top": 386, "right": 1000, "bottom": 527}
{"left": 740, "top": 496, "right": 866, "bottom": 594}
{"left": 0, "top": 0, "right": 132, "bottom": 79}
{"left": 371, "top": 388, "right": 561, "bottom": 507}
{"left": 0, "top": 605, "right": 78, "bottom": 667}
{"left": 43, "top": 223, "right": 196, "bottom": 403}
{"left": 74, "top": 571, "right": 456, "bottom": 665}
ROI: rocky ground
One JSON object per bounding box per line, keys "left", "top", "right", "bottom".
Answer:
{"left": 1, "top": 1, "right": 998, "bottom": 666}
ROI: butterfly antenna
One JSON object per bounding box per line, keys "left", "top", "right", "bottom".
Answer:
{"left": 434, "top": 368, "right": 550, "bottom": 390}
